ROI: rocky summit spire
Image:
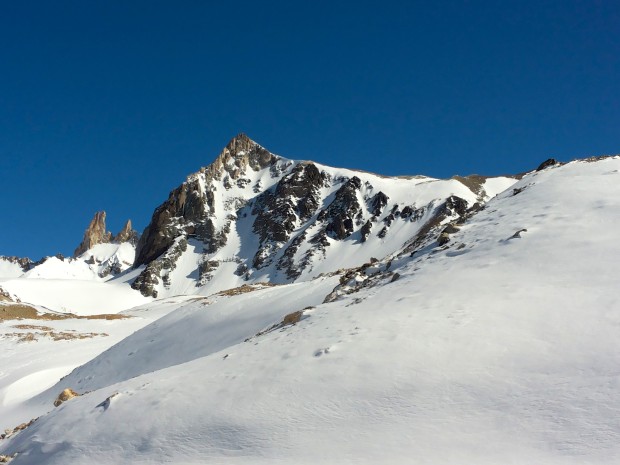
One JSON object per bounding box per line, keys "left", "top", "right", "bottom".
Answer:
{"left": 133, "top": 134, "right": 279, "bottom": 272}
{"left": 74, "top": 211, "right": 112, "bottom": 257}
{"left": 205, "top": 133, "right": 276, "bottom": 181}
{"left": 113, "top": 219, "right": 138, "bottom": 245}
{"left": 74, "top": 213, "right": 139, "bottom": 257}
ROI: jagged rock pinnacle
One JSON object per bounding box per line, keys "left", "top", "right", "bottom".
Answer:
{"left": 74, "top": 213, "right": 138, "bottom": 257}
{"left": 114, "top": 219, "right": 139, "bottom": 245}
{"left": 204, "top": 133, "right": 276, "bottom": 180}
{"left": 74, "top": 211, "right": 112, "bottom": 257}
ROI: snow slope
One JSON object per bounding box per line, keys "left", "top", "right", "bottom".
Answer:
{"left": 0, "top": 297, "right": 184, "bottom": 429}
{"left": 2, "top": 157, "right": 619, "bottom": 464}
{"left": 0, "top": 260, "right": 25, "bottom": 279}
{"left": 0, "top": 243, "right": 145, "bottom": 314}
{"left": 0, "top": 278, "right": 149, "bottom": 315}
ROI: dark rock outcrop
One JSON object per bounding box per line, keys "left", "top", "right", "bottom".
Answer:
{"left": 399, "top": 196, "right": 470, "bottom": 257}
{"left": 252, "top": 162, "right": 327, "bottom": 269}
{"left": 132, "top": 237, "right": 188, "bottom": 298}
{"left": 369, "top": 191, "right": 389, "bottom": 216}
{"left": 536, "top": 158, "right": 559, "bottom": 171}
{"left": 360, "top": 220, "right": 372, "bottom": 242}
{"left": 323, "top": 176, "right": 362, "bottom": 240}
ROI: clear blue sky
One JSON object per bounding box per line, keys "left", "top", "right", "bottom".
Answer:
{"left": 1, "top": 0, "right": 618, "bottom": 259}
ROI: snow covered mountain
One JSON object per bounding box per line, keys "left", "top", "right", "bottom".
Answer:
{"left": 130, "top": 133, "right": 516, "bottom": 298}
{"left": 1, "top": 137, "right": 619, "bottom": 464}
{"left": 0, "top": 212, "right": 140, "bottom": 313}
{"left": 1, "top": 210, "right": 138, "bottom": 283}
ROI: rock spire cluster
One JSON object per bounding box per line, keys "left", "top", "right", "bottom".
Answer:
{"left": 73, "top": 212, "right": 137, "bottom": 257}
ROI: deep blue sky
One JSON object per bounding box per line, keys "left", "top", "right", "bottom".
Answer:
{"left": 1, "top": 0, "right": 618, "bottom": 259}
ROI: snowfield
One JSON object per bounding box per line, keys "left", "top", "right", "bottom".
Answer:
{"left": 1, "top": 157, "right": 620, "bottom": 464}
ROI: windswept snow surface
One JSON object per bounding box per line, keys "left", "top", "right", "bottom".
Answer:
{"left": 0, "top": 297, "right": 181, "bottom": 429}
{"left": 47, "top": 276, "right": 340, "bottom": 394}
{"left": 2, "top": 158, "right": 620, "bottom": 464}
{"left": 20, "top": 256, "right": 99, "bottom": 280}
{"left": 0, "top": 279, "right": 149, "bottom": 315}
{"left": 0, "top": 242, "right": 142, "bottom": 313}
{"left": 0, "top": 260, "right": 24, "bottom": 279}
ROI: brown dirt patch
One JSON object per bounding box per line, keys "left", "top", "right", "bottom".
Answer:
{"left": 453, "top": 175, "right": 487, "bottom": 200}
{"left": 282, "top": 310, "right": 303, "bottom": 325}
{"left": 248, "top": 308, "right": 311, "bottom": 341}
{"left": 215, "top": 282, "right": 277, "bottom": 297}
{"left": 0, "top": 303, "right": 129, "bottom": 321}
{"left": 79, "top": 313, "right": 128, "bottom": 320}
{"left": 12, "top": 324, "right": 53, "bottom": 331}
{"left": 0, "top": 286, "right": 13, "bottom": 302}
{"left": 2, "top": 329, "right": 108, "bottom": 343}
{"left": 0, "top": 304, "right": 39, "bottom": 320}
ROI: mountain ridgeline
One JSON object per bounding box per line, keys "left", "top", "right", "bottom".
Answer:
{"left": 127, "top": 134, "right": 517, "bottom": 298}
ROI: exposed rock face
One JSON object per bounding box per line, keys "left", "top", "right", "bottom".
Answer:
{"left": 74, "top": 212, "right": 138, "bottom": 258}
{"left": 53, "top": 388, "right": 80, "bottom": 407}
{"left": 132, "top": 134, "right": 285, "bottom": 296}
{"left": 74, "top": 211, "right": 112, "bottom": 257}
{"left": 252, "top": 162, "right": 328, "bottom": 269}
{"left": 399, "top": 195, "right": 472, "bottom": 257}
{"left": 130, "top": 134, "right": 514, "bottom": 298}
{"left": 132, "top": 237, "right": 188, "bottom": 298}
{"left": 323, "top": 176, "right": 363, "bottom": 240}
{"left": 0, "top": 417, "right": 37, "bottom": 442}
{"left": 134, "top": 134, "right": 276, "bottom": 269}
{"left": 205, "top": 132, "right": 276, "bottom": 181}
{"left": 369, "top": 191, "right": 389, "bottom": 216}
{"left": 536, "top": 158, "right": 559, "bottom": 171}
{"left": 114, "top": 220, "right": 138, "bottom": 245}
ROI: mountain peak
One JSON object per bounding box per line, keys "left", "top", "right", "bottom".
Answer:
{"left": 113, "top": 219, "right": 138, "bottom": 245}
{"left": 204, "top": 134, "right": 277, "bottom": 181}
{"left": 227, "top": 132, "right": 253, "bottom": 148}
{"left": 74, "top": 211, "right": 112, "bottom": 257}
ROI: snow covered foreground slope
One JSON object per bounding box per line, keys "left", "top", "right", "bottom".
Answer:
{"left": 2, "top": 157, "right": 619, "bottom": 464}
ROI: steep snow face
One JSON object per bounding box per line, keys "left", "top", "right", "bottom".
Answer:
{"left": 132, "top": 134, "right": 518, "bottom": 298}
{"left": 3, "top": 157, "right": 619, "bottom": 464}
